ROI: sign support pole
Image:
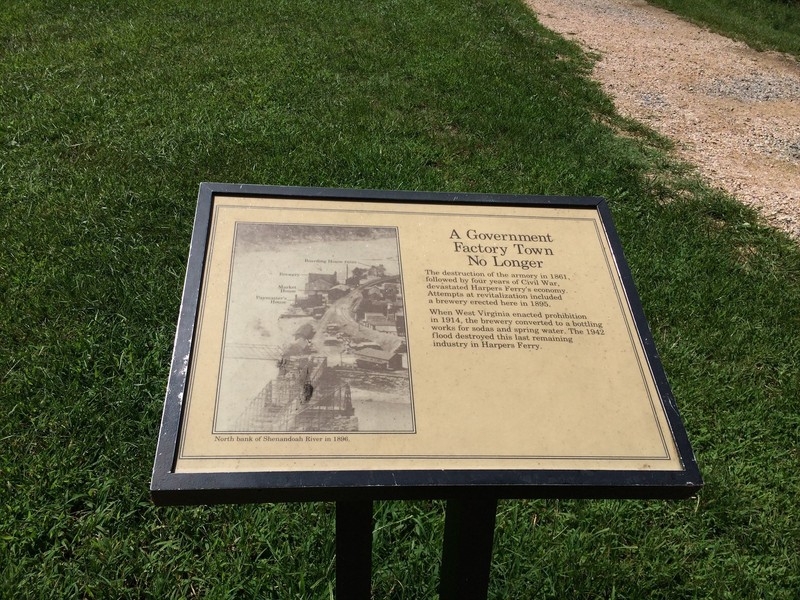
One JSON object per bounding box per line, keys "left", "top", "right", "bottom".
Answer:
{"left": 439, "top": 497, "right": 498, "bottom": 599}
{"left": 335, "top": 500, "right": 373, "bottom": 599}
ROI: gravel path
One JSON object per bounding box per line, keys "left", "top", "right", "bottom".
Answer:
{"left": 526, "top": 0, "right": 800, "bottom": 240}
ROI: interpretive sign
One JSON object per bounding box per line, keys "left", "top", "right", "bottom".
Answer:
{"left": 151, "top": 184, "right": 701, "bottom": 504}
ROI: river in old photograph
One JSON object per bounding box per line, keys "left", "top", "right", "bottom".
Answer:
{"left": 214, "top": 222, "right": 414, "bottom": 433}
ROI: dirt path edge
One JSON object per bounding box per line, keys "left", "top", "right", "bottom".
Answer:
{"left": 526, "top": 0, "right": 800, "bottom": 240}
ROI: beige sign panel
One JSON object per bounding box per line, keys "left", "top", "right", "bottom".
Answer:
{"left": 174, "top": 196, "right": 683, "bottom": 474}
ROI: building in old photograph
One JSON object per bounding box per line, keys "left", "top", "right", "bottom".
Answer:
{"left": 327, "top": 284, "right": 351, "bottom": 303}
{"left": 305, "top": 273, "right": 338, "bottom": 297}
{"left": 362, "top": 314, "right": 398, "bottom": 333}
{"left": 353, "top": 348, "right": 403, "bottom": 371}
{"left": 238, "top": 355, "right": 357, "bottom": 432}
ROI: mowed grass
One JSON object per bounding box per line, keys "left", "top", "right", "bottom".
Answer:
{"left": 2, "top": 0, "right": 799, "bottom": 598}
{"left": 646, "top": 0, "right": 800, "bottom": 58}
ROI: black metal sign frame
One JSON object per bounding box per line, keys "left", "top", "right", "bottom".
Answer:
{"left": 151, "top": 183, "right": 702, "bottom": 506}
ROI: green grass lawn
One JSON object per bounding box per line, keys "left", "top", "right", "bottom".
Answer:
{"left": 2, "top": 0, "right": 799, "bottom": 598}
{"left": 646, "top": 0, "right": 800, "bottom": 58}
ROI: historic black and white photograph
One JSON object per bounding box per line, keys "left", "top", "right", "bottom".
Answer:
{"left": 214, "top": 222, "right": 414, "bottom": 433}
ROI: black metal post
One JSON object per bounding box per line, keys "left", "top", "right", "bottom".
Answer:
{"left": 439, "top": 497, "right": 498, "bottom": 600}
{"left": 335, "top": 500, "right": 373, "bottom": 599}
